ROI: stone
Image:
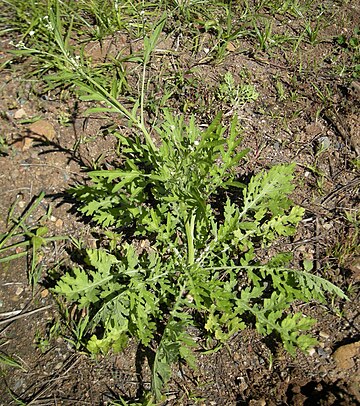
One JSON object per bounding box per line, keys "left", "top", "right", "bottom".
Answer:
{"left": 332, "top": 341, "right": 360, "bottom": 370}
{"left": 29, "top": 120, "right": 56, "bottom": 141}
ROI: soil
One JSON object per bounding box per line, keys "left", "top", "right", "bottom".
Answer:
{"left": 0, "top": 2, "right": 359, "bottom": 405}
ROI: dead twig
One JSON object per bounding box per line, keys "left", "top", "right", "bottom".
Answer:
{"left": 0, "top": 305, "right": 52, "bottom": 325}
{"left": 323, "top": 108, "right": 359, "bottom": 155}
{"left": 321, "top": 177, "right": 360, "bottom": 205}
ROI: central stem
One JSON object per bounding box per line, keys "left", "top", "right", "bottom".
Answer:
{"left": 185, "top": 214, "right": 196, "bottom": 266}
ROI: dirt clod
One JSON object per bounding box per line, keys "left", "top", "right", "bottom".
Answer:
{"left": 332, "top": 342, "right": 360, "bottom": 371}
{"left": 28, "top": 119, "right": 56, "bottom": 141}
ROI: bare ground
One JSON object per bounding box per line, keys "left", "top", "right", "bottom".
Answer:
{"left": 0, "top": 2, "right": 359, "bottom": 405}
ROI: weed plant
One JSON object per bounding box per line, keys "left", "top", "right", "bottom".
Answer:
{"left": 0, "top": 192, "right": 65, "bottom": 289}
{"left": 55, "top": 112, "right": 346, "bottom": 401}
{"left": 38, "top": 11, "right": 346, "bottom": 403}
{"left": 1, "top": 0, "right": 351, "bottom": 403}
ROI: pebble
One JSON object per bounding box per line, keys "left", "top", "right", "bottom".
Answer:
{"left": 55, "top": 218, "right": 63, "bottom": 228}
{"left": 317, "top": 347, "right": 328, "bottom": 358}
{"left": 322, "top": 222, "right": 333, "bottom": 231}
{"left": 14, "top": 108, "right": 27, "bottom": 119}
{"left": 54, "top": 362, "right": 63, "bottom": 370}
{"left": 307, "top": 347, "right": 316, "bottom": 356}
{"left": 319, "top": 331, "right": 330, "bottom": 339}
{"left": 236, "top": 376, "right": 249, "bottom": 391}
{"left": 317, "top": 136, "right": 331, "bottom": 151}
{"left": 21, "top": 137, "right": 34, "bottom": 151}
{"left": 40, "top": 289, "right": 49, "bottom": 298}
{"left": 348, "top": 256, "right": 360, "bottom": 281}
{"left": 233, "top": 352, "right": 241, "bottom": 361}
{"left": 249, "top": 399, "right": 266, "bottom": 406}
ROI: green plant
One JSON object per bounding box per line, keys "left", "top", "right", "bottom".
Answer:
{"left": 274, "top": 77, "right": 287, "bottom": 101}
{"left": 332, "top": 210, "right": 359, "bottom": 267}
{"left": 217, "top": 72, "right": 259, "bottom": 107}
{"left": 109, "top": 395, "right": 157, "bottom": 406}
{"left": 0, "top": 136, "right": 9, "bottom": 156}
{"left": 4, "top": 1, "right": 348, "bottom": 402}
{"left": 52, "top": 107, "right": 346, "bottom": 401}
{"left": 335, "top": 27, "right": 360, "bottom": 78}
{"left": 4, "top": 0, "right": 134, "bottom": 95}
{"left": 253, "top": 19, "right": 273, "bottom": 51}
{"left": 336, "top": 27, "right": 360, "bottom": 51}
{"left": 0, "top": 192, "right": 66, "bottom": 289}
{"left": 0, "top": 352, "right": 27, "bottom": 372}
{"left": 304, "top": 18, "right": 321, "bottom": 45}
{"left": 23, "top": 5, "right": 346, "bottom": 401}
{"left": 34, "top": 318, "right": 61, "bottom": 353}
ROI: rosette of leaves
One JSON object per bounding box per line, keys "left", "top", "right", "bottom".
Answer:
{"left": 54, "top": 112, "right": 346, "bottom": 401}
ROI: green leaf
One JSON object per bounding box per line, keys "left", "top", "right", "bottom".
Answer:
{"left": 54, "top": 110, "right": 346, "bottom": 400}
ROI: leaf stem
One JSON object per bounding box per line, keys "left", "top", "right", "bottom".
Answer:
{"left": 185, "top": 214, "right": 196, "bottom": 266}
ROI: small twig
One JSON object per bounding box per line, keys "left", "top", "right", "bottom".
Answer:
{"left": 321, "top": 177, "right": 360, "bottom": 205}
{"left": 323, "top": 108, "right": 359, "bottom": 155}
{"left": 0, "top": 305, "right": 52, "bottom": 325}
{"left": 0, "top": 309, "right": 23, "bottom": 318}
{"left": 314, "top": 217, "right": 321, "bottom": 272}
{"left": 27, "top": 354, "right": 82, "bottom": 405}
{"left": 19, "top": 163, "right": 79, "bottom": 175}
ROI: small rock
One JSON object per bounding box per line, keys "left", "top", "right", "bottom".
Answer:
{"left": 236, "top": 376, "right": 249, "bottom": 391}
{"left": 307, "top": 347, "right": 316, "bottom": 356}
{"left": 54, "top": 362, "right": 63, "bottom": 370}
{"left": 233, "top": 352, "right": 241, "bottom": 362}
{"left": 29, "top": 120, "right": 56, "bottom": 141}
{"left": 249, "top": 399, "right": 266, "bottom": 406}
{"left": 319, "top": 331, "right": 330, "bottom": 339}
{"left": 322, "top": 222, "right": 333, "bottom": 231}
{"left": 332, "top": 341, "right": 360, "bottom": 370}
{"left": 317, "top": 136, "right": 331, "bottom": 152}
{"left": 14, "top": 108, "right": 27, "bottom": 119}
{"left": 22, "top": 136, "right": 34, "bottom": 151}
{"left": 41, "top": 289, "right": 49, "bottom": 298}
{"left": 317, "top": 347, "right": 328, "bottom": 358}
{"left": 15, "top": 286, "right": 23, "bottom": 296}
{"left": 226, "top": 41, "right": 236, "bottom": 52}
{"left": 55, "top": 218, "right": 63, "bottom": 228}
{"left": 319, "top": 365, "right": 327, "bottom": 374}
{"left": 305, "top": 123, "right": 323, "bottom": 138}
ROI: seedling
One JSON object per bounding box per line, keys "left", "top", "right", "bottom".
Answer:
{"left": 217, "top": 72, "right": 258, "bottom": 107}
{"left": 304, "top": 19, "right": 321, "bottom": 45}
{"left": 253, "top": 19, "right": 273, "bottom": 51}
{"left": 0, "top": 192, "right": 67, "bottom": 289}
{"left": 0, "top": 352, "right": 27, "bottom": 372}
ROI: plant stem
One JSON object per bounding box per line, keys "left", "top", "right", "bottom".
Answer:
{"left": 0, "top": 192, "right": 45, "bottom": 250}
{"left": 185, "top": 214, "right": 196, "bottom": 266}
